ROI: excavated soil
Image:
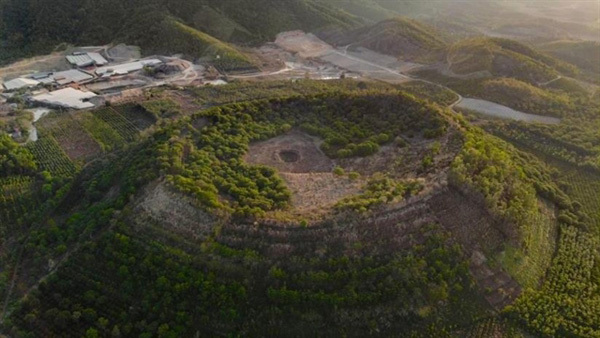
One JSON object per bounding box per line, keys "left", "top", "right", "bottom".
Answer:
{"left": 245, "top": 130, "right": 333, "bottom": 173}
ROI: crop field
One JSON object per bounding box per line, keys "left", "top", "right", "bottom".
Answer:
{"left": 489, "top": 124, "right": 593, "bottom": 169}
{"left": 111, "top": 104, "right": 156, "bottom": 130}
{"left": 509, "top": 225, "right": 600, "bottom": 336}
{"left": 79, "top": 112, "right": 125, "bottom": 151}
{"left": 491, "top": 126, "right": 600, "bottom": 229}
{"left": 26, "top": 137, "right": 78, "bottom": 177}
{"left": 92, "top": 107, "right": 140, "bottom": 141}
{"left": 560, "top": 167, "right": 600, "bottom": 229}
{"left": 37, "top": 114, "right": 102, "bottom": 161}
{"left": 0, "top": 176, "right": 35, "bottom": 234}
{"left": 462, "top": 318, "right": 512, "bottom": 337}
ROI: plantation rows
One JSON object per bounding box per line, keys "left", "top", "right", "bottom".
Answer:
{"left": 80, "top": 112, "right": 126, "bottom": 151}
{"left": 79, "top": 105, "right": 157, "bottom": 153}
{"left": 92, "top": 107, "right": 139, "bottom": 141}
{"left": 40, "top": 115, "right": 102, "bottom": 161}
{"left": 26, "top": 137, "right": 77, "bottom": 177}
{"left": 561, "top": 168, "right": 600, "bottom": 229}
{"left": 508, "top": 225, "right": 600, "bottom": 336}
{"left": 0, "top": 176, "right": 35, "bottom": 234}
{"left": 489, "top": 124, "right": 596, "bottom": 171}
{"left": 111, "top": 104, "right": 156, "bottom": 130}
{"left": 463, "top": 318, "right": 511, "bottom": 337}
{"left": 36, "top": 105, "right": 154, "bottom": 162}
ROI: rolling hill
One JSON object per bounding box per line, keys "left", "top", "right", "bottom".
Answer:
{"left": 538, "top": 40, "right": 600, "bottom": 83}
{"left": 446, "top": 37, "right": 579, "bottom": 83}
{"left": 329, "top": 17, "right": 447, "bottom": 62}
{"left": 130, "top": 17, "right": 257, "bottom": 72}
{"left": 0, "top": 0, "right": 360, "bottom": 64}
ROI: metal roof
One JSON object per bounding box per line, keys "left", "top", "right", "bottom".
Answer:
{"left": 87, "top": 52, "right": 108, "bottom": 66}
{"left": 31, "top": 88, "right": 97, "bottom": 109}
{"left": 66, "top": 52, "right": 109, "bottom": 67}
{"left": 2, "top": 78, "right": 40, "bottom": 91}
{"left": 66, "top": 54, "right": 94, "bottom": 67}
{"left": 30, "top": 72, "right": 52, "bottom": 80}
{"left": 96, "top": 59, "right": 162, "bottom": 76}
{"left": 51, "top": 69, "right": 94, "bottom": 85}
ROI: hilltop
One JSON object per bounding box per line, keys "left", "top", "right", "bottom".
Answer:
{"left": 133, "top": 17, "right": 257, "bottom": 72}
{"left": 538, "top": 40, "right": 600, "bottom": 84}
{"left": 328, "top": 17, "right": 447, "bottom": 62}
{"left": 445, "top": 37, "right": 578, "bottom": 83}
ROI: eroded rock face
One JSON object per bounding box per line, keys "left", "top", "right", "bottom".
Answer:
{"left": 132, "top": 180, "right": 219, "bottom": 241}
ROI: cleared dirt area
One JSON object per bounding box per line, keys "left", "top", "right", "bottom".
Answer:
{"left": 279, "top": 172, "right": 362, "bottom": 215}
{"left": 37, "top": 113, "right": 102, "bottom": 161}
{"left": 245, "top": 127, "right": 462, "bottom": 220}
{"left": 274, "top": 31, "right": 412, "bottom": 84}
{"left": 245, "top": 130, "right": 333, "bottom": 173}
{"left": 275, "top": 31, "right": 333, "bottom": 58}
{"left": 245, "top": 130, "right": 362, "bottom": 218}
{"left": 132, "top": 180, "right": 218, "bottom": 241}
{"left": 0, "top": 52, "right": 71, "bottom": 81}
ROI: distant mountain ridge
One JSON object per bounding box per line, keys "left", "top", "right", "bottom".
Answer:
{"left": 0, "top": 0, "right": 360, "bottom": 64}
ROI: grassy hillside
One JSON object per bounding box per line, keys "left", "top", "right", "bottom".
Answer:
{"left": 140, "top": 17, "right": 257, "bottom": 72}
{"left": 468, "top": 78, "right": 575, "bottom": 118}
{"left": 447, "top": 38, "right": 579, "bottom": 83}
{"left": 539, "top": 40, "right": 600, "bottom": 83}
{"left": 337, "top": 17, "right": 447, "bottom": 62}
{"left": 414, "top": 70, "right": 590, "bottom": 118}
{"left": 0, "top": 0, "right": 359, "bottom": 64}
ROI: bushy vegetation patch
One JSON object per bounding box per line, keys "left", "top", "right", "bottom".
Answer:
{"left": 447, "top": 38, "right": 577, "bottom": 84}
{"left": 161, "top": 91, "right": 447, "bottom": 217}
{"left": 335, "top": 175, "right": 422, "bottom": 213}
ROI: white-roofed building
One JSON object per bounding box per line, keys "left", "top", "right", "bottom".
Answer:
{"left": 87, "top": 52, "right": 108, "bottom": 66}
{"left": 51, "top": 69, "right": 94, "bottom": 85}
{"left": 31, "top": 88, "right": 97, "bottom": 109}
{"left": 3, "top": 78, "right": 40, "bottom": 91}
{"left": 66, "top": 54, "right": 94, "bottom": 67}
{"left": 66, "top": 52, "right": 110, "bottom": 67}
{"left": 96, "top": 59, "right": 162, "bottom": 76}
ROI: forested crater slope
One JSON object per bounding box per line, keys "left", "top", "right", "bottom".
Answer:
{"left": 0, "top": 81, "right": 596, "bottom": 337}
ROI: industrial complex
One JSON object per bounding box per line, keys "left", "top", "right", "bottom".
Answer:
{"left": 0, "top": 45, "right": 226, "bottom": 142}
